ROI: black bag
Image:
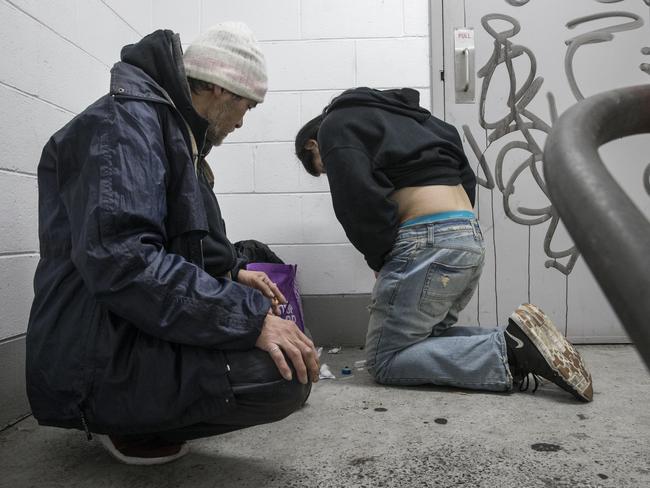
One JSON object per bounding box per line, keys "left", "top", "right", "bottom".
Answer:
{"left": 234, "top": 240, "right": 284, "bottom": 265}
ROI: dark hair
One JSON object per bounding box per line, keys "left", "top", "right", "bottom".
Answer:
{"left": 187, "top": 77, "right": 214, "bottom": 94}
{"left": 295, "top": 114, "right": 324, "bottom": 177}
{"left": 187, "top": 77, "right": 246, "bottom": 103}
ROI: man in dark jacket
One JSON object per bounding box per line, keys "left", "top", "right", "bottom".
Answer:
{"left": 27, "top": 22, "right": 319, "bottom": 465}
{"left": 294, "top": 87, "right": 593, "bottom": 403}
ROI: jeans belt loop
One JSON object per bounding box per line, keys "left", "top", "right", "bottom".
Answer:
{"left": 427, "top": 223, "right": 435, "bottom": 247}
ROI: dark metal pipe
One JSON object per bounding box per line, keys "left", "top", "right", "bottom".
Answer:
{"left": 544, "top": 84, "right": 650, "bottom": 370}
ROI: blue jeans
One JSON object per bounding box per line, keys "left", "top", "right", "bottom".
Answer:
{"left": 365, "top": 217, "right": 512, "bottom": 391}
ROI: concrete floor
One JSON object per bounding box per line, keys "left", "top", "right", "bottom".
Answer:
{"left": 1, "top": 345, "right": 649, "bottom": 488}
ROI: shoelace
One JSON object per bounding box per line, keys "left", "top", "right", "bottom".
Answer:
{"left": 507, "top": 343, "right": 543, "bottom": 394}
{"left": 517, "top": 373, "right": 542, "bottom": 393}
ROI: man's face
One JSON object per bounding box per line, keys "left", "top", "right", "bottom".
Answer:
{"left": 204, "top": 91, "right": 257, "bottom": 147}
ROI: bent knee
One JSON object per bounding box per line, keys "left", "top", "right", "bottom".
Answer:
{"left": 286, "top": 378, "right": 312, "bottom": 410}
{"left": 260, "top": 378, "right": 311, "bottom": 424}
{"left": 367, "top": 360, "right": 391, "bottom": 384}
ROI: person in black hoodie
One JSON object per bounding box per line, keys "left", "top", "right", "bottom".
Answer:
{"left": 295, "top": 87, "right": 593, "bottom": 402}
{"left": 27, "top": 22, "right": 319, "bottom": 465}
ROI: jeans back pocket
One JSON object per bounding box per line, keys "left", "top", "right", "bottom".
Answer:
{"left": 418, "top": 259, "right": 480, "bottom": 319}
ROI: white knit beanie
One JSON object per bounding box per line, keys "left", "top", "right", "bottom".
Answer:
{"left": 183, "top": 22, "right": 267, "bottom": 103}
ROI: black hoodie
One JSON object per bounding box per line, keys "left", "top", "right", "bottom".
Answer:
{"left": 318, "top": 87, "right": 476, "bottom": 271}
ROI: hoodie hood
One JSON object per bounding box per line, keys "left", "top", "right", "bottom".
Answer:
{"left": 325, "top": 87, "right": 431, "bottom": 123}
{"left": 118, "top": 30, "right": 209, "bottom": 154}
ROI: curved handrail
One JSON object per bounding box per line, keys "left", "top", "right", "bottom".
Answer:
{"left": 544, "top": 84, "right": 650, "bottom": 370}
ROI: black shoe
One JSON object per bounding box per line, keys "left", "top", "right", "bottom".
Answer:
{"left": 505, "top": 303, "right": 593, "bottom": 402}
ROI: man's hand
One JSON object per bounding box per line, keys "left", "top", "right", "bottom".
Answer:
{"left": 256, "top": 314, "right": 320, "bottom": 385}
{"left": 237, "top": 270, "right": 286, "bottom": 315}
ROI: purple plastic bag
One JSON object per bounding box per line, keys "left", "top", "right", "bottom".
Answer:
{"left": 245, "top": 262, "right": 306, "bottom": 331}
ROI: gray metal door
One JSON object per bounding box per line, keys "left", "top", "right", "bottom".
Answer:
{"left": 431, "top": 0, "right": 650, "bottom": 342}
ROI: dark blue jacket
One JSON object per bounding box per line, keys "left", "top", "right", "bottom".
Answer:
{"left": 26, "top": 31, "right": 270, "bottom": 435}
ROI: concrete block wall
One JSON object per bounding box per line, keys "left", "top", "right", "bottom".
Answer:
{"left": 1, "top": 0, "right": 431, "bottom": 425}
{"left": 201, "top": 0, "right": 432, "bottom": 296}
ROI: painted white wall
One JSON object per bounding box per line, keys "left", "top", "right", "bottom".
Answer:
{"left": 205, "top": 0, "right": 432, "bottom": 296}
{"left": 0, "top": 0, "right": 430, "bottom": 341}
{"left": 3, "top": 0, "right": 646, "bottom": 345}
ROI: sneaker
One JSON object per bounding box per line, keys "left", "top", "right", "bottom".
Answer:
{"left": 96, "top": 434, "right": 189, "bottom": 465}
{"left": 505, "top": 303, "right": 593, "bottom": 402}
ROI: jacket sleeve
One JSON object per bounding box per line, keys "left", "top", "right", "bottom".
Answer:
{"left": 62, "top": 101, "right": 270, "bottom": 350}
{"left": 231, "top": 256, "right": 249, "bottom": 282}
{"left": 321, "top": 144, "right": 400, "bottom": 272}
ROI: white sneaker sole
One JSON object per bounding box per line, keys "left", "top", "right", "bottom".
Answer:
{"left": 96, "top": 434, "right": 189, "bottom": 466}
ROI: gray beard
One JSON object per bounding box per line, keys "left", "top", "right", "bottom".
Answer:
{"left": 206, "top": 118, "right": 229, "bottom": 147}
{"left": 205, "top": 101, "right": 232, "bottom": 148}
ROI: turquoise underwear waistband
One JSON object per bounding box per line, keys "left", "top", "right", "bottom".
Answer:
{"left": 400, "top": 210, "right": 476, "bottom": 228}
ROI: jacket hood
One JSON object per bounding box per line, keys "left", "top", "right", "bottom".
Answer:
{"left": 113, "top": 30, "right": 209, "bottom": 153}
{"left": 325, "top": 87, "right": 431, "bottom": 123}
